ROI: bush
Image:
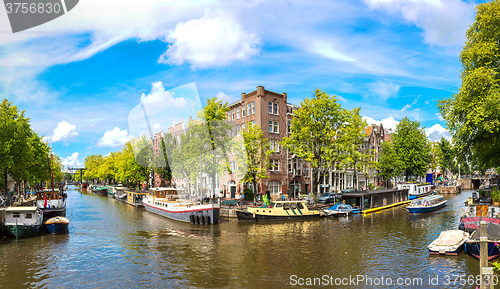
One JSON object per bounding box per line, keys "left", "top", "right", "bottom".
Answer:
{"left": 243, "top": 188, "right": 254, "bottom": 200}
{"left": 492, "top": 188, "right": 500, "bottom": 202}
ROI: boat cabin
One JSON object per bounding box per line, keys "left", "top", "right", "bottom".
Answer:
{"left": 397, "top": 183, "right": 432, "bottom": 196}
{"left": 148, "top": 188, "right": 184, "bottom": 201}
{"left": 247, "top": 200, "right": 317, "bottom": 216}
{"left": 408, "top": 194, "right": 445, "bottom": 208}
{"left": 341, "top": 188, "right": 409, "bottom": 213}
{"left": 4, "top": 207, "right": 41, "bottom": 225}
{"left": 125, "top": 190, "right": 148, "bottom": 207}
{"left": 36, "top": 190, "right": 61, "bottom": 200}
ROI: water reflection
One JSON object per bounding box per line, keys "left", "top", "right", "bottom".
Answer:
{"left": 0, "top": 188, "right": 483, "bottom": 288}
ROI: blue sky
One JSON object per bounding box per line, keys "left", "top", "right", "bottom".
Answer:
{"left": 0, "top": 0, "right": 486, "bottom": 168}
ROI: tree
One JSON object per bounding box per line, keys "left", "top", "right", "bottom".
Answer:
{"left": 340, "top": 108, "right": 373, "bottom": 190}
{"left": 281, "top": 89, "right": 347, "bottom": 197}
{"left": 439, "top": 0, "right": 500, "bottom": 169}
{"left": 438, "top": 138, "right": 455, "bottom": 177}
{"left": 237, "top": 124, "right": 271, "bottom": 201}
{"left": 83, "top": 155, "right": 104, "bottom": 183}
{"left": 392, "top": 118, "right": 430, "bottom": 181}
{"left": 153, "top": 133, "right": 175, "bottom": 187}
{"left": 378, "top": 141, "right": 403, "bottom": 188}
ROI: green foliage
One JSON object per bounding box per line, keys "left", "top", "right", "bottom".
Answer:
{"left": 243, "top": 187, "right": 254, "bottom": 200}
{"left": 438, "top": 138, "right": 456, "bottom": 175}
{"left": 0, "top": 99, "right": 57, "bottom": 191}
{"left": 392, "top": 117, "right": 431, "bottom": 180}
{"left": 491, "top": 188, "right": 500, "bottom": 202}
{"left": 281, "top": 89, "right": 348, "bottom": 196}
{"left": 237, "top": 124, "right": 271, "bottom": 200}
{"left": 439, "top": 0, "right": 500, "bottom": 169}
{"left": 378, "top": 141, "right": 403, "bottom": 184}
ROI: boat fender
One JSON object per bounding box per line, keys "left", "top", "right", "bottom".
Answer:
{"left": 201, "top": 215, "right": 206, "bottom": 225}
{"left": 195, "top": 215, "right": 200, "bottom": 224}
{"left": 206, "top": 216, "right": 211, "bottom": 224}
{"left": 189, "top": 215, "right": 195, "bottom": 224}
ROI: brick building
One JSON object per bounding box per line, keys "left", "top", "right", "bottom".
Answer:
{"left": 218, "top": 86, "right": 311, "bottom": 200}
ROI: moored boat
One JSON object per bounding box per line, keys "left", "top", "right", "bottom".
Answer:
{"left": 36, "top": 189, "right": 66, "bottom": 220}
{"left": 44, "top": 216, "right": 69, "bottom": 234}
{"left": 143, "top": 188, "right": 219, "bottom": 224}
{"left": 406, "top": 194, "right": 446, "bottom": 214}
{"left": 397, "top": 183, "right": 434, "bottom": 200}
{"left": 465, "top": 223, "right": 500, "bottom": 260}
{"left": 107, "top": 185, "right": 124, "bottom": 198}
{"left": 459, "top": 193, "right": 500, "bottom": 232}
{"left": 428, "top": 230, "right": 469, "bottom": 255}
{"left": 125, "top": 189, "right": 148, "bottom": 207}
{"left": 322, "top": 202, "right": 361, "bottom": 216}
{"left": 95, "top": 186, "right": 108, "bottom": 197}
{"left": 4, "top": 207, "right": 43, "bottom": 239}
{"left": 236, "top": 200, "right": 321, "bottom": 221}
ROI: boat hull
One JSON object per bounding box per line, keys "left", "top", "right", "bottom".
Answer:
{"left": 44, "top": 217, "right": 69, "bottom": 234}
{"left": 236, "top": 209, "right": 321, "bottom": 221}
{"left": 466, "top": 241, "right": 500, "bottom": 260}
{"left": 144, "top": 202, "right": 219, "bottom": 224}
{"left": 5, "top": 224, "right": 42, "bottom": 239}
{"left": 407, "top": 201, "right": 446, "bottom": 213}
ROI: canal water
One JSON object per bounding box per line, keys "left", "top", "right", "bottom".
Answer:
{"left": 0, "top": 187, "right": 484, "bottom": 288}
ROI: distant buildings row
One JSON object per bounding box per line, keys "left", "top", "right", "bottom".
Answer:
{"left": 153, "top": 86, "right": 394, "bottom": 199}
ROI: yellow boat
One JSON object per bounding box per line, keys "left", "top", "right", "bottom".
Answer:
{"left": 236, "top": 200, "right": 321, "bottom": 221}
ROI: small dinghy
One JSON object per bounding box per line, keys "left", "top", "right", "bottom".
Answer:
{"left": 465, "top": 223, "right": 500, "bottom": 260}
{"left": 44, "top": 216, "right": 69, "bottom": 234}
{"left": 428, "top": 230, "right": 469, "bottom": 255}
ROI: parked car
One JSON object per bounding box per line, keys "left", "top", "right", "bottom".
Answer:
{"left": 318, "top": 193, "right": 338, "bottom": 203}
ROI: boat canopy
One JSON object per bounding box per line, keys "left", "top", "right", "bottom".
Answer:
{"left": 6, "top": 206, "right": 38, "bottom": 212}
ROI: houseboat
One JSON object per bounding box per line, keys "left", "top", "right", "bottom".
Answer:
{"left": 44, "top": 216, "right": 69, "bottom": 234}
{"left": 36, "top": 189, "right": 66, "bottom": 220}
{"left": 459, "top": 192, "right": 500, "bottom": 232}
{"left": 94, "top": 186, "right": 108, "bottom": 197}
{"left": 125, "top": 189, "right": 149, "bottom": 207}
{"left": 428, "top": 230, "right": 469, "bottom": 255}
{"left": 107, "top": 185, "right": 125, "bottom": 198}
{"left": 406, "top": 194, "right": 447, "bottom": 214}
{"left": 4, "top": 207, "right": 43, "bottom": 239}
{"left": 236, "top": 200, "right": 321, "bottom": 221}
{"left": 465, "top": 223, "right": 500, "bottom": 260}
{"left": 340, "top": 188, "right": 410, "bottom": 214}
{"left": 397, "top": 183, "right": 434, "bottom": 200}
{"left": 322, "top": 202, "right": 360, "bottom": 216}
{"left": 142, "top": 188, "right": 219, "bottom": 224}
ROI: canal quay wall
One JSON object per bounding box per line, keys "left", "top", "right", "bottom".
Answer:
{"left": 438, "top": 185, "right": 462, "bottom": 194}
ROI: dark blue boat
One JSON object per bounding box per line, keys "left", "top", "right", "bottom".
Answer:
{"left": 465, "top": 223, "right": 500, "bottom": 260}
{"left": 407, "top": 194, "right": 446, "bottom": 214}
{"left": 44, "top": 216, "right": 69, "bottom": 234}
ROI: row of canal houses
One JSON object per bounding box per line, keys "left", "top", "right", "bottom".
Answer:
{"left": 153, "top": 86, "right": 394, "bottom": 200}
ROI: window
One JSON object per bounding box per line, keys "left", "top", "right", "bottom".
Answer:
{"left": 287, "top": 119, "right": 291, "bottom": 132}
{"left": 269, "top": 121, "right": 273, "bottom": 133}
{"left": 13, "top": 213, "right": 20, "bottom": 218}
{"left": 270, "top": 159, "right": 279, "bottom": 171}
{"left": 273, "top": 121, "right": 279, "bottom": 133}
{"left": 25, "top": 213, "right": 32, "bottom": 219}
{"left": 231, "top": 110, "right": 235, "bottom": 121}
{"left": 269, "top": 101, "right": 273, "bottom": 114}
{"left": 236, "top": 124, "right": 241, "bottom": 135}
{"left": 236, "top": 108, "right": 240, "bottom": 119}
{"left": 274, "top": 102, "right": 278, "bottom": 114}
{"left": 242, "top": 106, "right": 246, "bottom": 117}
{"left": 247, "top": 103, "right": 251, "bottom": 116}
{"left": 242, "top": 123, "right": 246, "bottom": 131}
{"left": 251, "top": 120, "right": 255, "bottom": 126}
{"left": 251, "top": 102, "right": 255, "bottom": 114}
{"left": 288, "top": 159, "right": 292, "bottom": 172}
{"left": 268, "top": 180, "right": 281, "bottom": 195}
{"left": 270, "top": 140, "right": 279, "bottom": 152}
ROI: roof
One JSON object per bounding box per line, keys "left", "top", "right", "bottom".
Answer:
{"left": 365, "top": 126, "right": 373, "bottom": 136}
{"left": 6, "top": 206, "right": 38, "bottom": 212}
{"left": 342, "top": 188, "right": 407, "bottom": 197}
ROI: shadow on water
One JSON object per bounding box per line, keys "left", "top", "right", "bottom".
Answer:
{"left": 0, "top": 188, "right": 486, "bottom": 288}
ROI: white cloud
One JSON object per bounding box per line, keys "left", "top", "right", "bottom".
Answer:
{"left": 312, "top": 41, "right": 356, "bottom": 62}
{"left": 362, "top": 116, "right": 399, "bottom": 131}
{"left": 215, "top": 91, "right": 237, "bottom": 104}
{"left": 158, "top": 12, "right": 261, "bottom": 68}
{"left": 369, "top": 81, "right": 400, "bottom": 100}
{"left": 401, "top": 98, "right": 418, "bottom": 111}
{"left": 48, "top": 121, "right": 78, "bottom": 142}
{"left": 364, "top": 0, "right": 475, "bottom": 47}
{"left": 97, "top": 127, "right": 132, "bottom": 147}
{"left": 435, "top": 112, "right": 444, "bottom": 121}
{"left": 426, "top": 123, "right": 451, "bottom": 141}
{"left": 61, "top": 152, "right": 83, "bottom": 168}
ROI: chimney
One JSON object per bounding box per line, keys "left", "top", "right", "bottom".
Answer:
{"left": 283, "top": 92, "right": 287, "bottom": 102}
{"left": 189, "top": 116, "right": 192, "bottom": 122}
{"left": 257, "top": 86, "right": 264, "bottom": 97}
{"left": 241, "top": 93, "right": 246, "bottom": 100}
